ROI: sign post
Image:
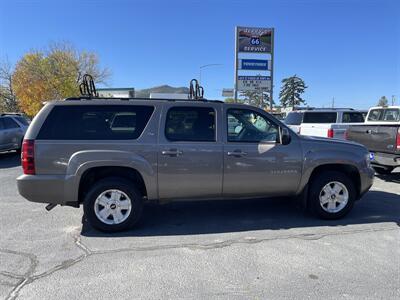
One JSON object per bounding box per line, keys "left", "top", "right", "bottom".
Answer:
{"left": 234, "top": 26, "right": 274, "bottom": 108}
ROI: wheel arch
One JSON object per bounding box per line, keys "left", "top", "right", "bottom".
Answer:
{"left": 77, "top": 166, "right": 148, "bottom": 204}
{"left": 307, "top": 164, "right": 361, "bottom": 199}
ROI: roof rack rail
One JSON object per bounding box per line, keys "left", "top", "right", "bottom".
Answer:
{"left": 64, "top": 96, "right": 224, "bottom": 103}
{"left": 0, "top": 112, "right": 23, "bottom": 116}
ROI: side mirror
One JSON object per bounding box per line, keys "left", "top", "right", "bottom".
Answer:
{"left": 280, "top": 127, "right": 291, "bottom": 145}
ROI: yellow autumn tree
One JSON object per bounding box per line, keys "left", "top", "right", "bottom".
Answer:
{"left": 12, "top": 43, "right": 110, "bottom": 116}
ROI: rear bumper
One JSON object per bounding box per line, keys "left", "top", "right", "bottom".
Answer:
{"left": 17, "top": 174, "right": 76, "bottom": 205}
{"left": 371, "top": 152, "right": 400, "bottom": 167}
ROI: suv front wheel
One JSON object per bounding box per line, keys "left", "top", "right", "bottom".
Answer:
{"left": 83, "top": 177, "right": 143, "bottom": 232}
{"left": 308, "top": 171, "right": 356, "bottom": 219}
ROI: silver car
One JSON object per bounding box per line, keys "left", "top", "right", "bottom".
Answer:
{"left": 0, "top": 113, "right": 30, "bottom": 152}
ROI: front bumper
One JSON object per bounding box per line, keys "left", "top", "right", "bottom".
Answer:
{"left": 358, "top": 166, "right": 375, "bottom": 199}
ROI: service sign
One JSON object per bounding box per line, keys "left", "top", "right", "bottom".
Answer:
{"left": 237, "top": 27, "right": 273, "bottom": 53}
{"left": 237, "top": 76, "right": 271, "bottom": 92}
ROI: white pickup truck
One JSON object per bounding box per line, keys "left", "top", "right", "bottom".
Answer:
{"left": 284, "top": 109, "right": 365, "bottom": 139}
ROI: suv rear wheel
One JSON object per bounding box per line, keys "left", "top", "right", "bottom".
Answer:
{"left": 308, "top": 171, "right": 356, "bottom": 219}
{"left": 83, "top": 177, "right": 143, "bottom": 232}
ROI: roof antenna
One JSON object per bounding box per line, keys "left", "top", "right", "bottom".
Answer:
{"left": 188, "top": 79, "right": 204, "bottom": 100}
{"left": 79, "top": 74, "right": 98, "bottom": 97}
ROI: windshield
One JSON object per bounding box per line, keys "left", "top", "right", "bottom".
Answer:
{"left": 284, "top": 112, "right": 303, "bottom": 125}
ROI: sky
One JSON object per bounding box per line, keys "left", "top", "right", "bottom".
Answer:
{"left": 0, "top": 0, "right": 399, "bottom": 109}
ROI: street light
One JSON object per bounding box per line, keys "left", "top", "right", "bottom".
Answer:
{"left": 199, "top": 64, "right": 223, "bottom": 85}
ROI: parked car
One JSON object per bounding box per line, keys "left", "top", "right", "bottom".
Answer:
{"left": 17, "top": 98, "right": 374, "bottom": 232}
{"left": 0, "top": 113, "right": 30, "bottom": 152}
{"left": 285, "top": 109, "right": 365, "bottom": 139}
{"left": 346, "top": 106, "right": 400, "bottom": 174}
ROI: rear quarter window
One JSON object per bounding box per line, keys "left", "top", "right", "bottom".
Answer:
{"left": 284, "top": 112, "right": 303, "bottom": 125}
{"left": 342, "top": 112, "right": 364, "bottom": 123}
{"left": 302, "top": 112, "right": 337, "bottom": 123}
{"left": 37, "top": 105, "right": 154, "bottom": 140}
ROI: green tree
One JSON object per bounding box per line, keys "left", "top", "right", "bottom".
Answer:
{"left": 377, "top": 96, "right": 388, "bottom": 106}
{"left": 12, "top": 42, "right": 110, "bottom": 116}
{"left": 0, "top": 58, "right": 18, "bottom": 112}
{"left": 279, "top": 75, "right": 307, "bottom": 108}
{"left": 224, "top": 97, "right": 236, "bottom": 103}
{"left": 240, "top": 91, "right": 273, "bottom": 109}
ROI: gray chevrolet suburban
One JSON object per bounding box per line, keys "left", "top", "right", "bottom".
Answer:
{"left": 17, "top": 98, "right": 374, "bottom": 232}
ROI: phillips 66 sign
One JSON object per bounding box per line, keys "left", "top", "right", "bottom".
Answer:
{"left": 237, "top": 27, "right": 273, "bottom": 53}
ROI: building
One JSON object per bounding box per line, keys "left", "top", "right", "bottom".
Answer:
{"left": 97, "top": 88, "right": 135, "bottom": 98}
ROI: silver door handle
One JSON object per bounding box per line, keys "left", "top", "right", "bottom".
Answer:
{"left": 227, "top": 151, "right": 248, "bottom": 157}
{"left": 161, "top": 149, "right": 183, "bottom": 157}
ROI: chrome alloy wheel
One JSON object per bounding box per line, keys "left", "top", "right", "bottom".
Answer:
{"left": 319, "top": 181, "right": 349, "bottom": 213}
{"left": 94, "top": 189, "right": 132, "bottom": 225}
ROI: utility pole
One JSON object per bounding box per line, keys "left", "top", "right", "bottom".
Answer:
{"left": 332, "top": 97, "right": 335, "bottom": 108}
{"left": 392, "top": 95, "right": 396, "bottom": 106}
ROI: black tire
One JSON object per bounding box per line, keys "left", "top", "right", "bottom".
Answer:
{"left": 373, "top": 167, "right": 394, "bottom": 175}
{"left": 83, "top": 177, "right": 143, "bottom": 232}
{"left": 308, "top": 171, "right": 356, "bottom": 220}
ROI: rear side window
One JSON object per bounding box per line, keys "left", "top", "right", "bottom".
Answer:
{"left": 37, "top": 105, "right": 154, "bottom": 140}
{"left": 165, "top": 107, "right": 215, "bottom": 142}
{"left": 342, "top": 112, "right": 364, "bottom": 123}
{"left": 284, "top": 112, "right": 303, "bottom": 125}
{"left": 303, "top": 112, "right": 337, "bottom": 123}
{"left": 14, "top": 116, "right": 30, "bottom": 126}
{"left": 3, "top": 117, "right": 20, "bottom": 129}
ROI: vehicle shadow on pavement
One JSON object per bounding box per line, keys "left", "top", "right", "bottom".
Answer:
{"left": 81, "top": 190, "right": 400, "bottom": 237}
{"left": 375, "top": 172, "right": 400, "bottom": 184}
{"left": 0, "top": 151, "right": 20, "bottom": 169}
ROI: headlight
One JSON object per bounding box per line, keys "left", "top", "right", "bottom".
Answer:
{"left": 365, "top": 153, "right": 371, "bottom": 167}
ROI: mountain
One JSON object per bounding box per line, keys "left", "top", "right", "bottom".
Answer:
{"left": 135, "top": 85, "right": 189, "bottom": 98}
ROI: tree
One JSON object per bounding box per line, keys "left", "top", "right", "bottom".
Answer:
{"left": 224, "top": 97, "right": 236, "bottom": 103}
{"left": 377, "top": 96, "right": 388, "bottom": 106}
{"left": 0, "top": 58, "right": 18, "bottom": 112}
{"left": 12, "top": 42, "right": 110, "bottom": 116}
{"left": 240, "top": 90, "right": 273, "bottom": 109}
{"left": 279, "top": 75, "right": 307, "bottom": 108}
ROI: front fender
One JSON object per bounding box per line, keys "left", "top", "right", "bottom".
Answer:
{"left": 65, "top": 150, "right": 157, "bottom": 202}
{"left": 297, "top": 147, "right": 366, "bottom": 194}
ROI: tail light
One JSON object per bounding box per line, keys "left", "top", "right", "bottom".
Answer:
{"left": 21, "top": 139, "right": 35, "bottom": 175}
{"left": 327, "top": 129, "right": 334, "bottom": 138}
{"left": 396, "top": 128, "right": 400, "bottom": 150}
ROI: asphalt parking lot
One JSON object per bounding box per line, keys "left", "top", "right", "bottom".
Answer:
{"left": 0, "top": 151, "right": 399, "bottom": 300}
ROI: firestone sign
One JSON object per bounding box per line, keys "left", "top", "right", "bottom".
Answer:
{"left": 237, "top": 27, "right": 273, "bottom": 53}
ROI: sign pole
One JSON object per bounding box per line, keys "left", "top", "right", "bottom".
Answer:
{"left": 234, "top": 26, "right": 239, "bottom": 103}
{"left": 270, "top": 28, "right": 275, "bottom": 110}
